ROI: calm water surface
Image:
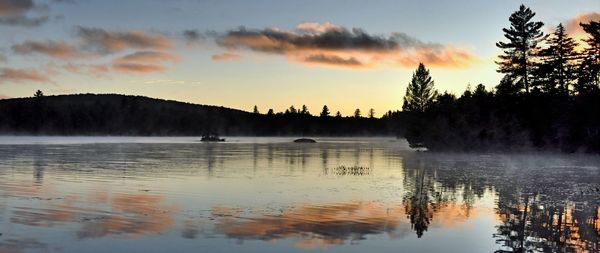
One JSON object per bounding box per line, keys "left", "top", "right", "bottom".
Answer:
{"left": 0, "top": 137, "right": 598, "bottom": 253}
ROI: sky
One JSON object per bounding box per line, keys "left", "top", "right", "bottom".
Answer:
{"left": 0, "top": 0, "right": 598, "bottom": 116}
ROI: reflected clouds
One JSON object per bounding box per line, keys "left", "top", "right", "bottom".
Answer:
{"left": 0, "top": 138, "right": 598, "bottom": 252}
{"left": 211, "top": 199, "right": 497, "bottom": 248}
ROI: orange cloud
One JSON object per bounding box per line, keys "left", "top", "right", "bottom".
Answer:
{"left": 562, "top": 12, "right": 600, "bottom": 50}
{"left": 12, "top": 40, "right": 80, "bottom": 59}
{"left": 213, "top": 201, "right": 407, "bottom": 246}
{"left": 0, "top": 0, "right": 48, "bottom": 26}
{"left": 116, "top": 51, "right": 179, "bottom": 63}
{"left": 0, "top": 67, "right": 50, "bottom": 83}
{"left": 215, "top": 23, "right": 477, "bottom": 69}
{"left": 564, "top": 12, "right": 600, "bottom": 35}
{"left": 111, "top": 51, "right": 178, "bottom": 74}
{"left": 0, "top": 0, "right": 33, "bottom": 16}
{"left": 112, "top": 63, "right": 166, "bottom": 73}
{"left": 211, "top": 52, "right": 241, "bottom": 62}
{"left": 77, "top": 193, "right": 177, "bottom": 239}
{"left": 76, "top": 26, "right": 173, "bottom": 54}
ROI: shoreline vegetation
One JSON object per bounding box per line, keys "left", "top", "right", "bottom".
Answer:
{"left": 401, "top": 5, "right": 599, "bottom": 153}
{"left": 0, "top": 93, "right": 402, "bottom": 137}
{"left": 0, "top": 5, "right": 598, "bottom": 153}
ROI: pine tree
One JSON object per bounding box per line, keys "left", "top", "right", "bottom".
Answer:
{"left": 496, "top": 4, "right": 545, "bottom": 94}
{"left": 320, "top": 105, "right": 330, "bottom": 117}
{"left": 402, "top": 63, "right": 438, "bottom": 112}
{"left": 335, "top": 111, "right": 342, "bottom": 118}
{"left": 368, "top": 108, "right": 375, "bottom": 118}
{"left": 34, "top": 90, "right": 44, "bottom": 98}
{"left": 253, "top": 105, "right": 259, "bottom": 114}
{"left": 354, "top": 108, "right": 361, "bottom": 118}
{"left": 536, "top": 23, "right": 579, "bottom": 94}
{"left": 267, "top": 108, "right": 274, "bottom": 116}
{"left": 577, "top": 21, "right": 600, "bottom": 93}
{"left": 301, "top": 105, "right": 309, "bottom": 115}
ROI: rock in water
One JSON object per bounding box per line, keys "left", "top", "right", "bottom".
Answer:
{"left": 294, "top": 138, "right": 316, "bottom": 143}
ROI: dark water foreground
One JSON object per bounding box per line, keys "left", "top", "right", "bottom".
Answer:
{"left": 0, "top": 137, "right": 598, "bottom": 253}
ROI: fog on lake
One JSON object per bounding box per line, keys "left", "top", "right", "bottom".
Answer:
{"left": 0, "top": 137, "right": 598, "bottom": 253}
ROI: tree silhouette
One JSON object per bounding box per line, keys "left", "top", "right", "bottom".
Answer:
{"left": 320, "top": 105, "right": 330, "bottom": 117}
{"left": 402, "top": 63, "right": 437, "bottom": 112}
{"left": 301, "top": 104, "right": 309, "bottom": 115}
{"left": 496, "top": 4, "right": 545, "bottom": 94}
{"left": 335, "top": 111, "right": 342, "bottom": 118}
{"left": 288, "top": 105, "right": 297, "bottom": 114}
{"left": 34, "top": 90, "right": 44, "bottom": 98}
{"left": 368, "top": 108, "right": 375, "bottom": 118}
{"left": 577, "top": 21, "right": 600, "bottom": 92}
{"left": 354, "top": 108, "right": 361, "bottom": 118}
{"left": 267, "top": 108, "right": 274, "bottom": 116}
{"left": 536, "top": 23, "right": 579, "bottom": 94}
{"left": 253, "top": 105, "right": 259, "bottom": 114}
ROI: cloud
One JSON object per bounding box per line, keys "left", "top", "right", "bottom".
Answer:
{"left": 0, "top": 67, "right": 50, "bottom": 83}
{"left": 303, "top": 54, "right": 363, "bottom": 67}
{"left": 75, "top": 26, "right": 174, "bottom": 54}
{"left": 0, "top": 0, "right": 34, "bottom": 15}
{"left": 211, "top": 52, "right": 241, "bottom": 62}
{"left": 62, "top": 63, "right": 110, "bottom": 77}
{"left": 564, "top": 12, "right": 600, "bottom": 35}
{"left": 12, "top": 40, "right": 79, "bottom": 59}
{"left": 116, "top": 51, "right": 179, "bottom": 63}
{"left": 62, "top": 51, "right": 176, "bottom": 76}
{"left": 296, "top": 22, "right": 343, "bottom": 34}
{"left": 182, "top": 29, "right": 205, "bottom": 45}
{"left": 214, "top": 23, "right": 476, "bottom": 69}
{"left": 0, "top": 0, "right": 49, "bottom": 27}
{"left": 111, "top": 51, "right": 178, "bottom": 74}
{"left": 112, "top": 63, "right": 166, "bottom": 74}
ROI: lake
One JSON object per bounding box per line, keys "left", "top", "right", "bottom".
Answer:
{"left": 0, "top": 137, "right": 598, "bottom": 253}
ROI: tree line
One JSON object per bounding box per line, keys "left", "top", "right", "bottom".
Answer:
{"left": 0, "top": 93, "right": 401, "bottom": 136}
{"left": 251, "top": 104, "right": 377, "bottom": 119}
{"left": 401, "top": 5, "right": 600, "bottom": 152}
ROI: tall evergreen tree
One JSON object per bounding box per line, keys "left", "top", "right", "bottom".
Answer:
{"left": 253, "top": 105, "right": 259, "bottom": 114}
{"left": 496, "top": 4, "right": 545, "bottom": 94}
{"left": 535, "top": 23, "right": 579, "bottom": 94}
{"left": 320, "top": 105, "right": 330, "bottom": 117}
{"left": 402, "top": 63, "right": 438, "bottom": 112}
{"left": 577, "top": 21, "right": 600, "bottom": 93}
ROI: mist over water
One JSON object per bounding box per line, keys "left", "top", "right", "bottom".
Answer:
{"left": 0, "top": 137, "right": 598, "bottom": 253}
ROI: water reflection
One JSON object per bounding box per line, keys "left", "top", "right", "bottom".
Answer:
{"left": 0, "top": 137, "right": 597, "bottom": 253}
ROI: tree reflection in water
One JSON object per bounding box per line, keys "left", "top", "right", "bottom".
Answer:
{"left": 402, "top": 153, "right": 600, "bottom": 253}
{"left": 1, "top": 140, "right": 598, "bottom": 252}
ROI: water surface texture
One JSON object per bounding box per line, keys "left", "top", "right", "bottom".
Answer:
{"left": 0, "top": 137, "right": 598, "bottom": 253}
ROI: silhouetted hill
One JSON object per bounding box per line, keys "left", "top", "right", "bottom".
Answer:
{"left": 0, "top": 94, "right": 401, "bottom": 136}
